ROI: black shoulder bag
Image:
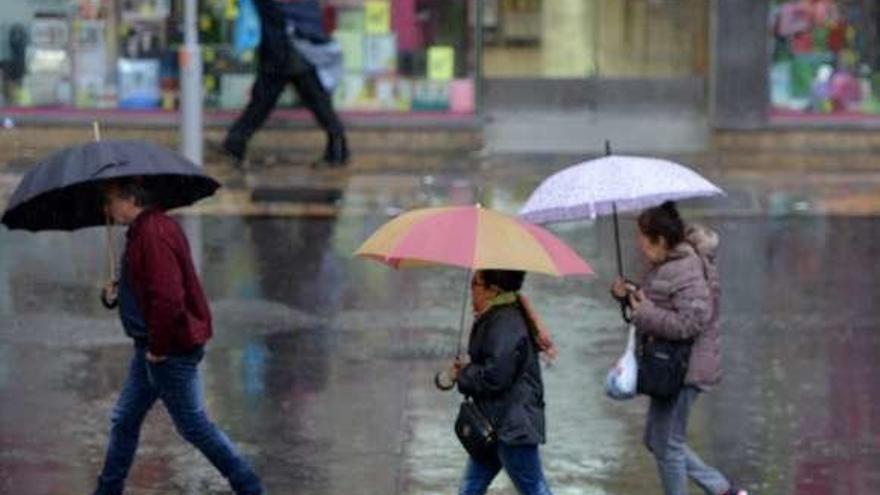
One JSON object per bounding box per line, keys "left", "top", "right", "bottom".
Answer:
{"left": 454, "top": 399, "right": 497, "bottom": 463}
{"left": 454, "top": 303, "right": 533, "bottom": 462}
{"left": 636, "top": 335, "right": 692, "bottom": 400}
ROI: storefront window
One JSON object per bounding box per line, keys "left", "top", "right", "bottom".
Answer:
{"left": 330, "top": 0, "right": 473, "bottom": 112}
{"left": 769, "top": 0, "right": 880, "bottom": 117}
{"left": 0, "top": 0, "right": 476, "bottom": 114}
{"left": 481, "top": 0, "right": 708, "bottom": 79}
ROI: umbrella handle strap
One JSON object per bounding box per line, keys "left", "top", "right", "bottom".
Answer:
{"left": 620, "top": 300, "right": 633, "bottom": 323}
{"left": 434, "top": 370, "right": 456, "bottom": 391}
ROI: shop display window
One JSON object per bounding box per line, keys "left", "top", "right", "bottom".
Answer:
{"left": 769, "top": 0, "right": 880, "bottom": 116}
{"left": 0, "top": 0, "right": 476, "bottom": 114}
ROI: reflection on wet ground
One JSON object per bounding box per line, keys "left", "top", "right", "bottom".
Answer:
{"left": 2, "top": 176, "right": 880, "bottom": 493}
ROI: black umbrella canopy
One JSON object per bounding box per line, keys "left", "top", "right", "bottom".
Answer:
{"left": 1, "top": 139, "right": 220, "bottom": 231}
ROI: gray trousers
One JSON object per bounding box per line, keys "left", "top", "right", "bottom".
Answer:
{"left": 644, "top": 386, "right": 730, "bottom": 495}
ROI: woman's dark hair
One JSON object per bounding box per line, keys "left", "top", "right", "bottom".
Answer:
{"left": 481, "top": 269, "right": 526, "bottom": 292}
{"left": 107, "top": 177, "right": 152, "bottom": 207}
{"left": 637, "top": 201, "right": 684, "bottom": 247}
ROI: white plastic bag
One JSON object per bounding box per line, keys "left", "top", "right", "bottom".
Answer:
{"left": 605, "top": 325, "right": 638, "bottom": 400}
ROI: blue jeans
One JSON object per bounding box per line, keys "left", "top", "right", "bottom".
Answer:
{"left": 459, "top": 443, "right": 553, "bottom": 495}
{"left": 644, "top": 386, "right": 730, "bottom": 495}
{"left": 93, "top": 346, "right": 263, "bottom": 495}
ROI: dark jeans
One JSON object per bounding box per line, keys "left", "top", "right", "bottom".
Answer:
{"left": 224, "top": 65, "right": 345, "bottom": 159}
{"left": 459, "top": 443, "right": 553, "bottom": 495}
{"left": 93, "top": 346, "right": 263, "bottom": 495}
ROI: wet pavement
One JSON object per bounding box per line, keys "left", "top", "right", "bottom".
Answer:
{"left": 2, "top": 153, "right": 880, "bottom": 494}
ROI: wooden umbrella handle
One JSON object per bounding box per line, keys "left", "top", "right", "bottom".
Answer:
{"left": 95, "top": 121, "right": 116, "bottom": 280}
{"left": 93, "top": 119, "right": 118, "bottom": 310}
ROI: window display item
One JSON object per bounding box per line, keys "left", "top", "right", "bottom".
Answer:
{"left": 118, "top": 58, "right": 160, "bottom": 108}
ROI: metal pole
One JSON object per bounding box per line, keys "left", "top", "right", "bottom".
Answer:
{"left": 612, "top": 201, "right": 623, "bottom": 277}
{"left": 605, "top": 140, "right": 623, "bottom": 277}
{"left": 180, "top": 0, "right": 203, "bottom": 166}
{"left": 180, "top": 0, "right": 204, "bottom": 274}
{"left": 456, "top": 269, "right": 473, "bottom": 357}
{"left": 607, "top": 139, "right": 631, "bottom": 322}
{"left": 474, "top": 0, "right": 485, "bottom": 117}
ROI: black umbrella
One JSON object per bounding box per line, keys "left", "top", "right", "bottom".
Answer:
{"left": 1, "top": 139, "right": 220, "bottom": 231}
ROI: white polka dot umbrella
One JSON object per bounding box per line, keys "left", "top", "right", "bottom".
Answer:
{"left": 520, "top": 152, "right": 723, "bottom": 280}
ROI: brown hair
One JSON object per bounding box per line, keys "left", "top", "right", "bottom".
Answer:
{"left": 637, "top": 201, "right": 684, "bottom": 247}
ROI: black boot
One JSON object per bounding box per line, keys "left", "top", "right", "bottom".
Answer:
{"left": 218, "top": 135, "right": 247, "bottom": 169}
{"left": 324, "top": 133, "right": 349, "bottom": 165}
{"left": 293, "top": 69, "right": 350, "bottom": 169}
{"left": 312, "top": 133, "right": 349, "bottom": 168}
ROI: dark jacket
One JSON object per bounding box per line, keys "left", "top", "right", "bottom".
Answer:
{"left": 253, "top": 0, "right": 327, "bottom": 73}
{"left": 457, "top": 303, "right": 546, "bottom": 446}
{"left": 125, "top": 208, "right": 212, "bottom": 356}
{"left": 275, "top": 0, "right": 327, "bottom": 42}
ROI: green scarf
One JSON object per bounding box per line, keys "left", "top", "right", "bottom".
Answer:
{"left": 485, "top": 292, "right": 541, "bottom": 344}
{"left": 487, "top": 291, "right": 518, "bottom": 309}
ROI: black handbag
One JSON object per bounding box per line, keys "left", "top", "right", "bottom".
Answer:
{"left": 636, "top": 336, "right": 692, "bottom": 400}
{"left": 455, "top": 398, "right": 497, "bottom": 462}
{"left": 455, "top": 302, "right": 535, "bottom": 461}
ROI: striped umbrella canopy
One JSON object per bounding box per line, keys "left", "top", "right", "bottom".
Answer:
{"left": 355, "top": 205, "right": 593, "bottom": 277}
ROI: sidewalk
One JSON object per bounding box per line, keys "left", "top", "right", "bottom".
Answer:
{"left": 2, "top": 124, "right": 880, "bottom": 218}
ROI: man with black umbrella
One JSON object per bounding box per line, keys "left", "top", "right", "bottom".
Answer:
{"left": 221, "top": 0, "right": 349, "bottom": 169}
{"left": 93, "top": 178, "right": 264, "bottom": 495}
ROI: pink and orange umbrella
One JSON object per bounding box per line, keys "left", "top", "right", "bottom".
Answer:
{"left": 354, "top": 205, "right": 593, "bottom": 277}
{"left": 355, "top": 204, "right": 592, "bottom": 390}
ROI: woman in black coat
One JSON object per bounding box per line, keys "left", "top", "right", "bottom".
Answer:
{"left": 450, "top": 269, "right": 554, "bottom": 495}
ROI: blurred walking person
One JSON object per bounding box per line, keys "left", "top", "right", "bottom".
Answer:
{"left": 222, "top": 0, "right": 349, "bottom": 168}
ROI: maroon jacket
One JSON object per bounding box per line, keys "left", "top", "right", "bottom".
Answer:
{"left": 125, "top": 208, "right": 212, "bottom": 355}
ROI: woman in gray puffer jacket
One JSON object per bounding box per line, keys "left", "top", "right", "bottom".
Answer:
{"left": 611, "top": 201, "right": 747, "bottom": 495}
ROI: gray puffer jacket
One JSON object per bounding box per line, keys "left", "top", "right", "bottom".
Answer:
{"left": 631, "top": 224, "right": 721, "bottom": 388}
{"left": 457, "top": 303, "right": 545, "bottom": 445}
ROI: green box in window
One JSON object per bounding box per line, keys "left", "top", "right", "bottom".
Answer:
{"left": 363, "top": 34, "right": 397, "bottom": 75}
{"left": 427, "top": 46, "right": 455, "bottom": 81}
{"left": 335, "top": 31, "right": 364, "bottom": 71}
{"left": 790, "top": 52, "right": 833, "bottom": 98}
{"left": 813, "top": 26, "right": 829, "bottom": 51}
{"left": 789, "top": 58, "right": 814, "bottom": 98}
{"left": 337, "top": 8, "right": 366, "bottom": 32}
{"left": 411, "top": 79, "right": 449, "bottom": 111}
{"left": 365, "top": 0, "right": 391, "bottom": 34}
